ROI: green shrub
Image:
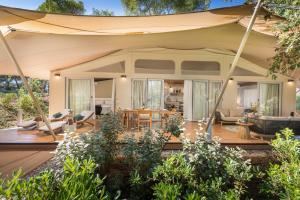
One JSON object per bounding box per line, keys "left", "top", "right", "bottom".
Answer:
{"left": 153, "top": 182, "right": 182, "bottom": 200}
{"left": 262, "top": 128, "right": 300, "bottom": 199}
{"left": 164, "top": 113, "right": 184, "bottom": 137}
{"left": 0, "top": 157, "right": 107, "bottom": 200}
{"left": 123, "top": 130, "right": 168, "bottom": 199}
{"left": 151, "top": 133, "right": 253, "bottom": 200}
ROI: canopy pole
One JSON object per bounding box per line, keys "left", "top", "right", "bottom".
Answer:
{"left": 0, "top": 31, "right": 57, "bottom": 141}
{"left": 205, "top": 0, "right": 263, "bottom": 136}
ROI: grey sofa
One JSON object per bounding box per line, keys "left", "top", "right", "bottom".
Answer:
{"left": 248, "top": 116, "right": 300, "bottom": 136}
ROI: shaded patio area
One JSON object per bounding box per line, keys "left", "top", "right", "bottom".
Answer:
{"left": 0, "top": 121, "right": 269, "bottom": 145}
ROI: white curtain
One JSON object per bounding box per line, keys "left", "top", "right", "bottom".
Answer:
{"left": 69, "top": 79, "right": 91, "bottom": 115}
{"left": 132, "top": 79, "right": 147, "bottom": 109}
{"left": 184, "top": 80, "right": 193, "bottom": 121}
{"left": 259, "top": 83, "right": 280, "bottom": 116}
{"left": 208, "top": 81, "right": 222, "bottom": 116}
{"left": 193, "top": 81, "right": 208, "bottom": 121}
{"left": 147, "top": 80, "right": 163, "bottom": 110}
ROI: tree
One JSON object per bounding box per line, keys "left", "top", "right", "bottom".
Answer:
{"left": 121, "top": 0, "right": 211, "bottom": 15}
{"left": 92, "top": 8, "right": 114, "bottom": 16}
{"left": 261, "top": 0, "right": 300, "bottom": 79}
{"left": 38, "top": 0, "right": 85, "bottom": 15}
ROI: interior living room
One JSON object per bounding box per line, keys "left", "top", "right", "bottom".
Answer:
{"left": 164, "top": 80, "right": 184, "bottom": 114}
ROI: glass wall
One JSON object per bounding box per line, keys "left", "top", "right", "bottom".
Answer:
{"left": 68, "top": 79, "right": 91, "bottom": 115}
{"left": 259, "top": 83, "right": 280, "bottom": 116}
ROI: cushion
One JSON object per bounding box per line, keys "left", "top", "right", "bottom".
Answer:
{"left": 222, "top": 116, "right": 240, "bottom": 122}
{"left": 218, "top": 108, "right": 230, "bottom": 117}
{"left": 39, "top": 121, "right": 66, "bottom": 132}
{"left": 230, "top": 109, "right": 243, "bottom": 117}
{"left": 74, "top": 114, "right": 84, "bottom": 121}
{"left": 17, "top": 120, "right": 37, "bottom": 128}
{"left": 52, "top": 112, "right": 62, "bottom": 119}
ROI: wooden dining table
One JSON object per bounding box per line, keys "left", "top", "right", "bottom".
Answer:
{"left": 122, "top": 109, "right": 177, "bottom": 129}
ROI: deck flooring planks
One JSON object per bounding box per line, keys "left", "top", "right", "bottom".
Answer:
{"left": 0, "top": 150, "right": 53, "bottom": 178}
{"left": 0, "top": 121, "right": 268, "bottom": 144}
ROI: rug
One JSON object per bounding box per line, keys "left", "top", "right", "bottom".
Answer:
{"left": 223, "top": 125, "right": 239, "bottom": 133}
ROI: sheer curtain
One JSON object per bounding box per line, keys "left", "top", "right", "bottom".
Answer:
{"left": 259, "top": 83, "right": 280, "bottom": 116}
{"left": 193, "top": 81, "right": 208, "bottom": 121}
{"left": 69, "top": 79, "right": 91, "bottom": 115}
{"left": 208, "top": 81, "right": 222, "bottom": 116}
{"left": 132, "top": 79, "right": 147, "bottom": 109}
{"left": 147, "top": 80, "right": 163, "bottom": 110}
{"left": 184, "top": 80, "right": 193, "bottom": 121}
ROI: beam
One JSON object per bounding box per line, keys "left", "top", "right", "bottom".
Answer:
{"left": 0, "top": 30, "right": 57, "bottom": 141}
{"left": 205, "top": 0, "right": 263, "bottom": 135}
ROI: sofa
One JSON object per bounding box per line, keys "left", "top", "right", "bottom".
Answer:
{"left": 215, "top": 108, "right": 244, "bottom": 125}
{"left": 248, "top": 116, "right": 300, "bottom": 136}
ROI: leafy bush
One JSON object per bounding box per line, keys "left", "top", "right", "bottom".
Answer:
{"left": 262, "top": 128, "right": 300, "bottom": 199}
{"left": 164, "top": 113, "right": 184, "bottom": 137}
{"left": 0, "top": 157, "right": 108, "bottom": 200}
{"left": 123, "top": 129, "right": 168, "bottom": 199}
{"left": 152, "top": 133, "right": 253, "bottom": 199}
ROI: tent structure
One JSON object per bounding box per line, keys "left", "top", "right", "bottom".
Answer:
{"left": 0, "top": 4, "right": 283, "bottom": 79}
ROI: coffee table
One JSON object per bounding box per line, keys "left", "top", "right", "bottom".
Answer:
{"left": 236, "top": 122, "right": 254, "bottom": 139}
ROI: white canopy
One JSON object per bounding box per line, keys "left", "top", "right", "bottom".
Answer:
{"left": 0, "top": 4, "right": 283, "bottom": 79}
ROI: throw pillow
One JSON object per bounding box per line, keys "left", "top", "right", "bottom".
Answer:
{"left": 74, "top": 114, "right": 84, "bottom": 121}
{"left": 53, "top": 112, "right": 62, "bottom": 119}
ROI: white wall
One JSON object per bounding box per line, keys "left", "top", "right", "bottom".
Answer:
{"left": 49, "top": 48, "right": 296, "bottom": 117}
{"left": 95, "top": 79, "right": 113, "bottom": 98}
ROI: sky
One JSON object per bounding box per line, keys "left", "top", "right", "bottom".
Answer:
{"left": 0, "top": 0, "right": 246, "bottom": 15}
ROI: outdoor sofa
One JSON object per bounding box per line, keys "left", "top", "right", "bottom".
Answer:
{"left": 215, "top": 108, "right": 244, "bottom": 125}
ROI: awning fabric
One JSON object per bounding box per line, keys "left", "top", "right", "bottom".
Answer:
{"left": 0, "top": 4, "right": 283, "bottom": 79}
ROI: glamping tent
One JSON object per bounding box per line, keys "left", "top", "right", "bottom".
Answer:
{"left": 0, "top": 4, "right": 296, "bottom": 122}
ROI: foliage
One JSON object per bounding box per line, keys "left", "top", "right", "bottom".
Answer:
{"left": 297, "top": 93, "right": 300, "bottom": 111}
{"left": 121, "top": 0, "right": 211, "bottom": 15}
{"left": 165, "top": 113, "right": 184, "bottom": 137}
{"left": 0, "top": 157, "right": 108, "bottom": 200}
{"left": 153, "top": 182, "right": 182, "bottom": 200}
{"left": 92, "top": 8, "right": 114, "bottom": 16}
{"left": 123, "top": 130, "right": 168, "bottom": 199}
{"left": 261, "top": 0, "right": 300, "bottom": 79}
{"left": 38, "top": 0, "right": 85, "bottom": 15}
{"left": 0, "top": 77, "right": 48, "bottom": 128}
{"left": 151, "top": 133, "right": 253, "bottom": 199}
{"left": 262, "top": 128, "right": 300, "bottom": 199}
{"left": 55, "top": 112, "right": 124, "bottom": 167}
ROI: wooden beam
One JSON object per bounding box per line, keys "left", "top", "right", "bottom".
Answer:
{"left": 205, "top": 0, "right": 263, "bottom": 135}
{"left": 0, "top": 31, "right": 57, "bottom": 141}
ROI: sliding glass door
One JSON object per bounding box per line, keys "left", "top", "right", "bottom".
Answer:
{"left": 192, "top": 80, "right": 222, "bottom": 121}
{"left": 68, "top": 79, "right": 92, "bottom": 115}
{"left": 147, "top": 80, "right": 163, "bottom": 110}
{"left": 259, "top": 83, "right": 280, "bottom": 116}
{"left": 208, "top": 81, "right": 222, "bottom": 116}
{"left": 193, "top": 81, "right": 208, "bottom": 121}
{"left": 132, "top": 79, "right": 147, "bottom": 109}
{"left": 132, "top": 79, "right": 163, "bottom": 110}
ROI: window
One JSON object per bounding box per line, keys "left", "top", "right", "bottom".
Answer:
{"left": 181, "top": 61, "right": 220, "bottom": 75}
{"left": 87, "top": 61, "right": 125, "bottom": 73}
{"left": 135, "top": 59, "right": 175, "bottom": 74}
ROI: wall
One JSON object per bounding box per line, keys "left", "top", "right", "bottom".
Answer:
{"left": 95, "top": 79, "right": 113, "bottom": 98}
{"left": 49, "top": 48, "right": 296, "bottom": 117}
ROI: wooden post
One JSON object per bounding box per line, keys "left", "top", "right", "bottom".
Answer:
{"left": 205, "top": 0, "right": 263, "bottom": 136}
{"left": 0, "top": 30, "right": 57, "bottom": 141}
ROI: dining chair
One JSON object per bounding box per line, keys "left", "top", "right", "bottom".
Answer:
{"left": 137, "top": 109, "right": 152, "bottom": 131}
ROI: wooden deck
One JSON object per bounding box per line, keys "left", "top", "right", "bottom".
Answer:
{"left": 0, "top": 121, "right": 269, "bottom": 144}
{"left": 0, "top": 121, "right": 269, "bottom": 178}
{"left": 0, "top": 150, "right": 54, "bottom": 178}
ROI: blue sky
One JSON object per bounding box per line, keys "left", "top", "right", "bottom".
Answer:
{"left": 0, "top": 0, "right": 246, "bottom": 15}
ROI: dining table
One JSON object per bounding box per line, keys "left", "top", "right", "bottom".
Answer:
{"left": 121, "top": 109, "right": 177, "bottom": 129}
